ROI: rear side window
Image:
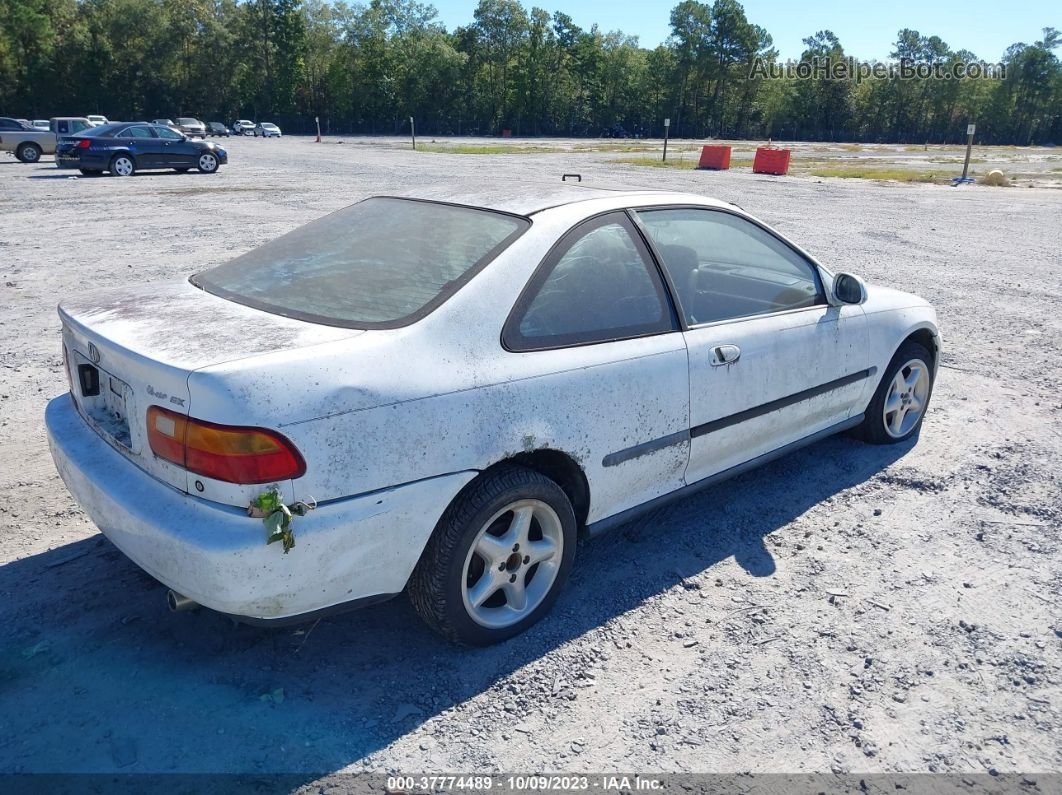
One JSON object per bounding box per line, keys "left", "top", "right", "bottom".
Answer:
{"left": 124, "top": 126, "right": 155, "bottom": 139}
{"left": 504, "top": 212, "right": 675, "bottom": 351}
{"left": 193, "top": 198, "right": 529, "bottom": 329}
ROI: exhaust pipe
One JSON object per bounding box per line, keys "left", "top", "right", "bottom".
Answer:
{"left": 167, "top": 590, "right": 198, "bottom": 613}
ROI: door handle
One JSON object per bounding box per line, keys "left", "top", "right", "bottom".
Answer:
{"left": 709, "top": 344, "right": 741, "bottom": 366}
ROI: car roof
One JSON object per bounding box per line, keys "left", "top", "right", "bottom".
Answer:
{"left": 385, "top": 183, "right": 729, "bottom": 216}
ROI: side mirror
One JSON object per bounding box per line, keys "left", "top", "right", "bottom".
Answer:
{"left": 833, "top": 273, "right": 867, "bottom": 305}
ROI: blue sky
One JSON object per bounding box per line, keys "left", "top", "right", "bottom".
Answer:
{"left": 430, "top": 0, "right": 1058, "bottom": 61}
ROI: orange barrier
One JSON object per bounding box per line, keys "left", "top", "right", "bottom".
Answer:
{"left": 697, "top": 145, "right": 731, "bottom": 170}
{"left": 753, "top": 147, "right": 791, "bottom": 175}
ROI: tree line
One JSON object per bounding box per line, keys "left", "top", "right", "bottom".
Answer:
{"left": 1, "top": 0, "right": 1059, "bottom": 145}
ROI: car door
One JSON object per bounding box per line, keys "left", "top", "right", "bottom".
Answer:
{"left": 120, "top": 125, "right": 161, "bottom": 166}
{"left": 503, "top": 211, "right": 691, "bottom": 524}
{"left": 634, "top": 207, "right": 869, "bottom": 485}
{"left": 155, "top": 124, "right": 194, "bottom": 165}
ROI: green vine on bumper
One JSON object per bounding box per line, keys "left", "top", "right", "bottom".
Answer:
{"left": 249, "top": 486, "right": 296, "bottom": 553}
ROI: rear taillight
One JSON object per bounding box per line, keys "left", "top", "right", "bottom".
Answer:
{"left": 147, "top": 406, "right": 306, "bottom": 484}
{"left": 77, "top": 139, "right": 91, "bottom": 149}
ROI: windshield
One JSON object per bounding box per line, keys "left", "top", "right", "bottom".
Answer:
{"left": 192, "top": 197, "right": 529, "bottom": 328}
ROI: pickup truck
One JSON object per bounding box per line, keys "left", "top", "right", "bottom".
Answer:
{"left": 0, "top": 116, "right": 92, "bottom": 163}
{"left": 0, "top": 117, "right": 55, "bottom": 163}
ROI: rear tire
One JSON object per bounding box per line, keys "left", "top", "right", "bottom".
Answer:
{"left": 409, "top": 465, "right": 577, "bottom": 645}
{"left": 109, "top": 153, "right": 135, "bottom": 177}
{"left": 857, "top": 341, "right": 934, "bottom": 444}
{"left": 16, "top": 142, "right": 42, "bottom": 163}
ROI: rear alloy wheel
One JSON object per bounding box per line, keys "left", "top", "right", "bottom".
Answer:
{"left": 109, "top": 154, "right": 135, "bottom": 177}
{"left": 409, "top": 465, "right": 577, "bottom": 645}
{"left": 857, "top": 341, "right": 934, "bottom": 444}
{"left": 16, "top": 142, "right": 42, "bottom": 163}
{"left": 197, "top": 152, "right": 219, "bottom": 174}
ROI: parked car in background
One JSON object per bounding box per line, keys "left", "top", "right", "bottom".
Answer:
{"left": 45, "top": 187, "right": 939, "bottom": 644}
{"left": 32, "top": 120, "right": 50, "bottom": 131}
{"left": 55, "top": 122, "right": 226, "bottom": 176}
{"left": 51, "top": 117, "right": 93, "bottom": 136}
{"left": 206, "top": 122, "right": 230, "bottom": 137}
{"left": 0, "top": 116, "right": 56, "bottom": 163}
{"left": 87, "top": 115, "right": 109, "bottom": 127}
{"left": 233, "top": 119, "right": 255, "bottom": 135}
{"left": 176, "top": 117, "right": 206, "bottom": 138}
{"left": 152, "top": 119, "right": 177, "bottom": 128}
{"left": 254, "top": 122, "right": 282, "bottom": 138}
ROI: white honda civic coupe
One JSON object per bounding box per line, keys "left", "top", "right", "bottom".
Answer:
{"left": 46, "top": 185, "right": 939, "bottom": 645}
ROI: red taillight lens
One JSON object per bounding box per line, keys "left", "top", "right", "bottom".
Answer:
{"left": 147, "top": 406, "right": 306, "bottom": 484}
{"left": 77, "top": 139, "right": 91, "bottom": 149}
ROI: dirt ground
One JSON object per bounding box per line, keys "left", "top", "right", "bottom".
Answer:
{"left": 0, "top": 137, "right": 1060, "bottom": 784}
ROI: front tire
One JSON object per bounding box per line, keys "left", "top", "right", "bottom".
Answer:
{"left": 409, "top": 465, "right": 577, "bottom": 645}
{"left": 857, "top": 341, "right": 934, "bottom": 444}
{"left": 109, "top": 153, "right": 135, "bottom": 177}
{"left": 16, "top": 142, "right": 42, "bottom": 163}
{"left": 196, "top": 152, "right": 219, "bottom": 174}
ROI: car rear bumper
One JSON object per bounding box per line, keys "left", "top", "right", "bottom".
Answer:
{"left": 46, "top": 394, "right": 475, "bottom": 621}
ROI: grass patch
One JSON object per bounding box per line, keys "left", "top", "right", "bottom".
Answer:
{"left": 809, "top": 167, "right": 944, "bottom": 183}
{"left": 615, "top": 156, "right": 699, "bottom": 169}
{"left": 416, "top": 144, "right": 559, "bottom": 154}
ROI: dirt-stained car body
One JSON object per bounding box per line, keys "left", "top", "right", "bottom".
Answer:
{"left": 45, "top": 186, "right": 940, "bottom": 644}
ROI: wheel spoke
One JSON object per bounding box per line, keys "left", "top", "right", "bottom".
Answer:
{"left": 475, "top": 533, "right": 510, "bottom": 565}
{"left": 905, "top": 366, "right": 923, "bottom": 391}
{"left": 502, "top": 577, "right": 527, "bottom": 612}
{"left": 884, "top": 391, "right": 903, "bottom": 413}
{"left": 892, "top": 373, "right": 907, "bottom": 396}
{"left": 468, "top": 571, "right": 502, "bottom": 609}
{"left": 908, "top": 397, "right": 923, "bottom": 414}
{"left": 888, "top": 406, "right": 908, "bottom": 434}
{"left": 524, "top": 538, "right": 557, "bottom": 565}
{"left": 508, "top": 506, "right": 533, "bottom": 548}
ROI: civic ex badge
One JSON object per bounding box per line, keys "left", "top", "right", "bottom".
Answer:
{"left": 87, "top": 342, "right": 101, "bottom": 364}
{"left": 146, "top": 384, "right": 168, "bottom": 401}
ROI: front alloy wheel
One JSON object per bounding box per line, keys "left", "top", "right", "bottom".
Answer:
{"left": 858, "top": 341, "right": 934, "bottom": 444}
{"left": 882, "top": 359, "right": 930, "bottom": 438}
{"left": 197, "top": 153, "right": 219, "bottom": 173}
{"left": 409, "top": 465, "right": 577, "bottom": 645}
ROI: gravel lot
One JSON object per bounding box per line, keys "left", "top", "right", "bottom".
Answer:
{"left": 1, "top": 137, "right": 1060, "bottom": 784}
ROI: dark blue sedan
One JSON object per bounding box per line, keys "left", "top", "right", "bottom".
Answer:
{"left": 56, "top": 122, "right": 227, "bottom": 176}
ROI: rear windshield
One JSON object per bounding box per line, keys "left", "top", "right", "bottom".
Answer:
{"left": 192, "top": 197, "right": 529, "bottom": 328}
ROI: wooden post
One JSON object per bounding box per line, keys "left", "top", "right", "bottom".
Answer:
{"left": 662, "top": 117, "right": 670, "bottom": 162}
{"left": 961, "top": 123, "right": 975, "bottom": 180}
{"left": 410, "top": 116, "right": 416, "bottom": 151}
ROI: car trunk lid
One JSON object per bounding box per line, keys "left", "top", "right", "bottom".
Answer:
{"left": 59, "top": 280, "right": 362, "bottom": 494}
